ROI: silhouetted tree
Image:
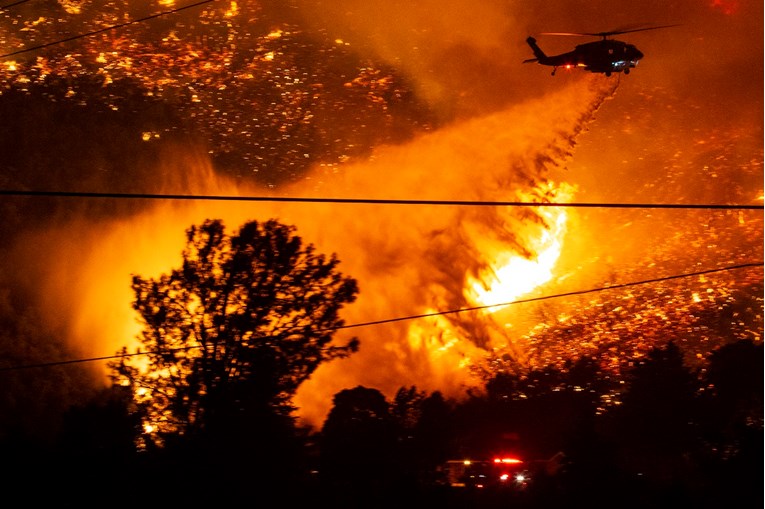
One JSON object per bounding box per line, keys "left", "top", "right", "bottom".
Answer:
{"left": 109, "top": 218, "right": 359, "bottom": 500}
{"left": 411, "top": 391, "right": 455, "bottom": 481}
{"left": 51, "top": 386, "right": 141, "bottom": 504}
{"left": 388, "top": 387, "right": 456, "bottom": 489}
{"left": 458, "top": 357, "right": 607, "bottom": 462}
{"left": 319, "top": 386, "right": 399, "bottom": 505}
{"left": 390, "top": 386, "right": 427, "bottom": 488}
{"left": 703, "top": 338, "right": 763, "bottom": 427}
{"left": 392, "top": 385, "right": 426, "bottom": 430}
{"left": 603, "top": 341, "right": 700, "bottom": 506}
{"left": 695, "top": 339, "right": 764, "bottom": 508}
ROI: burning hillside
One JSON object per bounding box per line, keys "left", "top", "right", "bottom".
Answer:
{"left": 0, "top": 0, "right": 761, "bottom": 432}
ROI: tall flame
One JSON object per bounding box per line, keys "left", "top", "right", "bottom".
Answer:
{"left": 1, "top": 0, "right": 761, "bottom": 444}
{"left": 469, "top": 182, "right": 574, "bottom": 311}
{"left": 5, "top": 78, "right": 616, "bottom": 430}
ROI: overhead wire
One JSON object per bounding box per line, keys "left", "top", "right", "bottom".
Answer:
{"left": 0, "top": 261, "right": 761, "bottom": 372}
{"left": 331, "top": 261, "right": 764, "bottom": 331}
{"left": 0, "top": 0, "right": 216, "bottom": 59}
{"left": 0, "top": 0, "right": 34, "bottom": 12}
{"left": 0, "top": 2, "right": 760, "bottom": 214}
{"left": 0, "top": 189, "right": 762, "bottom": 210}
{"left": 0, "top": 0, "right": 760, "bottom": 375}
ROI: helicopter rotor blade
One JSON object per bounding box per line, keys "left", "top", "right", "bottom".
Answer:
{"left": 540, "top": 32, "right": 593, "bottom": 37}
{"left": 540, "top": 24, "right": 680, "bottom": 38}
{"left": 601, "top": 24, "right": 681, "bottom": 36}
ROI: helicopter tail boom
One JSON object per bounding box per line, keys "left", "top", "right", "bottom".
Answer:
{"left": 525, "top": 37, "right": 549, "bottom": 64}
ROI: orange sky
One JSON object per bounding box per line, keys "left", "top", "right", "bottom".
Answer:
{"left": 0, "top": 0, "right": 761, "bottom": 430}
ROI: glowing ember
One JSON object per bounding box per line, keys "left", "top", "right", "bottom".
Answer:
{"left": 0, "top": 0, "right": 760, "bottom": 433}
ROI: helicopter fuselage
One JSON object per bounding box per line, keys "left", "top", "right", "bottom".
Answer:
{"left": 525, "top": 37, "right": 644, "bottom": 76}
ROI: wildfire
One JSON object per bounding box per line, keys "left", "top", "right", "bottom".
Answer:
{"left": 224, "top": 1, "right": 240, "bottom": 18}
{"left": 469, "top": 182, "right": 575, "bottom": 311}
{"left": 0, "top": 0, "right": 760, "bottom": 435}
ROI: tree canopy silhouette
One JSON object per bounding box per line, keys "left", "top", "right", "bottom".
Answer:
{"left": 110, "top": 218, "right": 359, "bottom": 448}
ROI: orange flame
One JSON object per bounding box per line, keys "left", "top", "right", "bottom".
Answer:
{"left": 8, "top": 79, "right": 614, "bottom": 431}
{"left": 469, "top": 182, "right": 574, "bottom": 311}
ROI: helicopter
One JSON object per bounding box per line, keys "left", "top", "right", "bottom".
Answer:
{"left": 523, "top": 25, "right": 679, "bottom": 76}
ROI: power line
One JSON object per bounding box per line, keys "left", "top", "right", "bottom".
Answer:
{"left": 1, "top": 261, "right": 761, "bottom": 373}
{"left": 0, "top": 0, "right": 216, "bottom": 59}
{"left": 333, "top": 261, "right": 764, "bottom": 331}
{"left": 0, "top": 0, "right": 34, "bottom": 12}
{"left": 0, "top": 189, "right": 762, "bottom": 210}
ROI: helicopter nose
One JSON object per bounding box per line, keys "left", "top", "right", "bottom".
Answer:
{"left": 635, "top": 49, "right": 644, "bottom": 59}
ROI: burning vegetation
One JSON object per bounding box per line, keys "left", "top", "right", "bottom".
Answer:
{"left": 0, "top": 1, "right": 761, "bottom": 507}
{"left": 0, "top": 0, "right": 761, "bottom": 449}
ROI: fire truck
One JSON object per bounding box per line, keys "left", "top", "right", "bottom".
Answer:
{"left": 441, "top": 452, "right": 565, "bottom": 490}
{"left": 443, "top": 457, "right": 531, "bottom": 490}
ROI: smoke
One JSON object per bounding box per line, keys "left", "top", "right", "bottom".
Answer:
{"left": 0, "top": 0, "right": 611, "bottom": 432}
{"left": 296, "top": 0, "right": 527, "bottom": 118}
{"left": 282, "top": 77, "right": 618, "bottom": 424}
{"left": 293, "top": 0, "right": 761, "bottom": 121}
{"left": 1, "top": 76, "right": 616, "bottom": 431}
{"left": 75, "top": 83, "right": 620, "bottom": 424}
{"left": 1, "top": 0, "right": 759, "bottom": 435}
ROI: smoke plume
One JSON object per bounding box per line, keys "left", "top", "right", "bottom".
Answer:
{"left": 4, "top": 76, "right": 615, "bottom": 429}
{"left": 1, "top": 0, "right": 760, "bottom": 435}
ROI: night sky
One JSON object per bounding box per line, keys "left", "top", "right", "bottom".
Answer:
{"left": 0, "top": 0, "right": 761, "bottom": 434}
